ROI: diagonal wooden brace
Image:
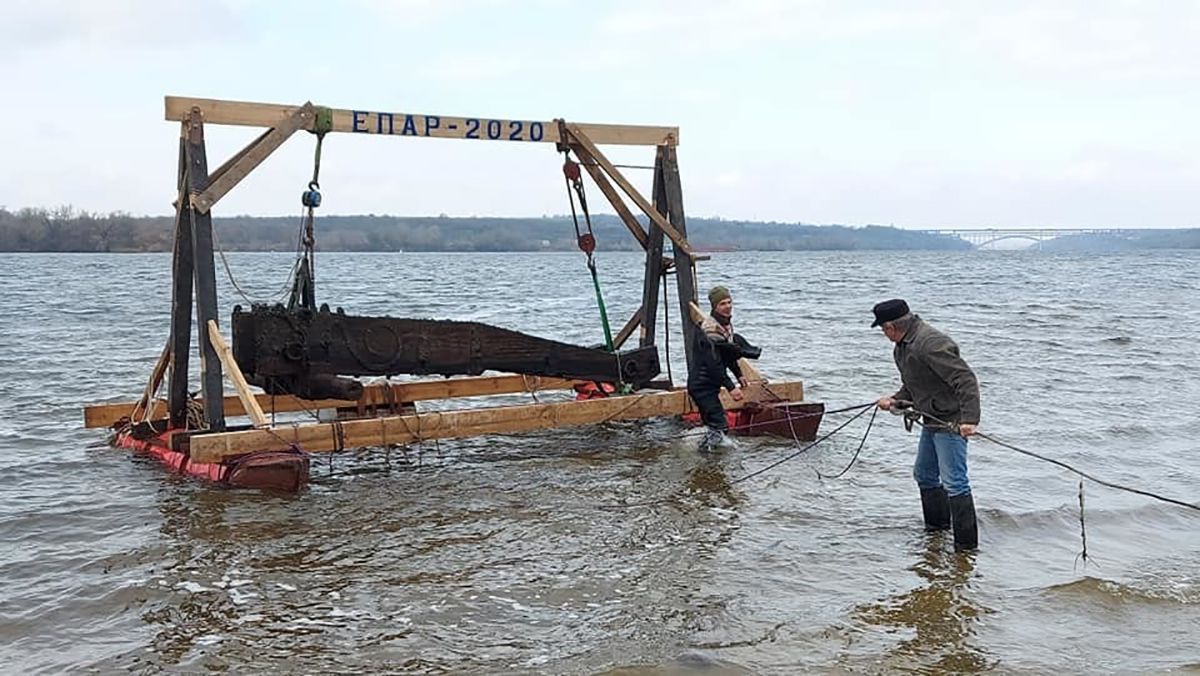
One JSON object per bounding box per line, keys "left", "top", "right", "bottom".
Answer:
{"left": 207, "top": 320, "right": 269, "bottom": 427}
{"left": 189, "top": 102, "right": 317, "bottom": 214}
{"left": 577, "top": 160, "right": 649, "bottom": 249}
{"left": 563, "top": 124, "right": 703, "bottom": 260}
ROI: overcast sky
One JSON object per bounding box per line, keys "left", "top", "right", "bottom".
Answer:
{"left": 2, "top": 0, "right": 1197, "bottom": 229}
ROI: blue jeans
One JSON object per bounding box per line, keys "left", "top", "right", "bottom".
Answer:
{"left": 913, "top": 427, "right": 971, "bottom": 497}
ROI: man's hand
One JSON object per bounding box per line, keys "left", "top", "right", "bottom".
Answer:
{"left": 738, "top": 377, "right": 750, "bottom": 389}
{"left": 730, "top": 386, "right": 744, "bottom": 401}
{"left": 876, "top": 396, "right": 895, "bottom": 411}
{"left": 958, "top": 423, "right": 977, "bottom": 438}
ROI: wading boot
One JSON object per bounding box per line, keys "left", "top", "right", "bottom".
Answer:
{"left": 699, "top": 427, "right": 726, "bottom": 453}
{"left": 949, "top": 492, "right": 978, "bottom": 552}
{"left": 920, "top": 486, "right": 951, "bottom": 532}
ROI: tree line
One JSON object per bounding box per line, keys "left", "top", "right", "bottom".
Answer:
{"left": 2, "top": 205, "right": 1195, "bottom": 252}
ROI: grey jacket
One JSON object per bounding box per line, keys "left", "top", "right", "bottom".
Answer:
{"left": 891, "top": 316, "right": 981, "bottom": 425}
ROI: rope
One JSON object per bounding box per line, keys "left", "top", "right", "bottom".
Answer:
{"left": 817, "top": 406, "right": 878, "bottom": 479}
{"left": 561, "top": 145, "right": 616, "bottom": 353}
{"left": 898, "top": 405, "right": 1200, "bottom": 512}
{"left": 599, "top": 401, "right": 875, "bottom": 511}
{"left": 578, "top": 161, "right": 656, "bottom": 170}
{"left": 729, "top": 403, "right": 875, "bottom": 486}
{"left": 210, "top": 225, "right": 261, "bottom": 306}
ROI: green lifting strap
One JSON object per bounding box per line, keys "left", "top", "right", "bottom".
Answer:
{"left": 588, "top": 261, "right": 615, "bottom": 352}
{"left": 313, "top": 106, "right": 334, "bottom": 135}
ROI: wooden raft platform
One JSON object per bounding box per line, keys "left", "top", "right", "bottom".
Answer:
{"left": 184, "top": 380, "right": 804, "bottom": 464}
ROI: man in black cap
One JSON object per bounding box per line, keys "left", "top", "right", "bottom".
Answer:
{"left": 873, "top": 298, "right": 981, "bottom": 551}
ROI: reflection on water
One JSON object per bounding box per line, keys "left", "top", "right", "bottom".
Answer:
{"left": 855, "top": 540, "right": 994, "bottom": 673}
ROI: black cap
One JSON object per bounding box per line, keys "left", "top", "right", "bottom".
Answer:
{"left": 871, "top": 299, "right": 909, "bottom": 327}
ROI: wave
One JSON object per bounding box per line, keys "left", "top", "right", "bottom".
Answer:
{"left": 1044, "top": 575, "right": 1199, "bottom": 605}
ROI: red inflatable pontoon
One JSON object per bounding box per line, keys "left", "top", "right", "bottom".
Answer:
{"left": 111, "top": 423, "right": 310, "bottom": 492}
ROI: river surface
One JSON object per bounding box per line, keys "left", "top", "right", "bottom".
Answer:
{"left": 1, "top": 250, "right": 1198, "bottom": 674}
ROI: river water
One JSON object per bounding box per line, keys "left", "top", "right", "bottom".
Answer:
{"left": 1, "top": 250, "right": 1198, "bottom": 674}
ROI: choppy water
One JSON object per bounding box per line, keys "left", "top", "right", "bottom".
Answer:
{"left": 1, "top": 250, "right": 1198, "bottom": 674}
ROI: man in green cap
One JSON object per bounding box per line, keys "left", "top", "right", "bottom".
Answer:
{"left": 687, "top": 285, "right": 760, "bottom": 450}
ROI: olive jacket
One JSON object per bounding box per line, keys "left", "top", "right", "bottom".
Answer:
{"left": 891, "top": 315, "right": 981, "bottom": 425}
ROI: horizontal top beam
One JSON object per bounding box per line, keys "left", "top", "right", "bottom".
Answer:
{"left": 165, "top": 97, "right": 679, "bottom": 147}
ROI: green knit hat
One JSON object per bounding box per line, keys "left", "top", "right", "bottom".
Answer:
{"left": 708, "top": 285, "right": 731, "bottom": 308}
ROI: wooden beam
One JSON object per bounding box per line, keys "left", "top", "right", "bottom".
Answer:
{"left": 164, "top": 96, "right": 679, "bottom": 147}
{"left": 188, "top": 380, "right": 806, "bottom": 463}
{"left": 132, "top": 341, "right": 171, "bottom": 423}
{"left": 167, "top": 132, "right": 193, "bottom": 427}
{"left": 639, "top": 148, "right": 668, "bottom": 348}
{"left": 84, "top": 374, "right": 581, "bottom": 429}
{"left": 577, "top": 160, "right": 648, "bottom": 249}
{"left": 207, "top": 321, "right": 269, "bottom": 427}
{"left": 185, "top": 109, "right": 225, "bottom": 430}
{"left": 612, "top": 306, "right": 643, "bottom": 350}
{"left": 664, "top": 145, "right": 699, "bottom": 372}
{"left": 190, "top": 103, "right": 315, "bottom": 214}
{"left": 564, "top": 124, "right": 697, "bottom": 258}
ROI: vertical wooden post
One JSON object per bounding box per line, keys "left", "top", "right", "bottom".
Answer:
{"left": 167, "top": 130, "right": 194, "bottom": 427}
{"left": 639, "top": 148, "right": 667, "bottom": 349}
{"left": 661, "top": 145, "right": 698, "bottom": 371}
{"left": 184, "top": 109, "right": 226, "bottom": 430}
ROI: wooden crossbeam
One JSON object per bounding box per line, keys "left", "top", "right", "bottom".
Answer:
{"left": 83, "top": 373, "right": 580, "bottom": 429}
{"left": 564, "top": 124, "right": 699, "bottom": 259}
{"left": 187, "top": 381, "right": 805, "bottom": 463}
{"left": 189, "top": 103, "right": 315, "bottom": 213}
{"left": 164, "top": 97, "right": 679, "bottom": 147}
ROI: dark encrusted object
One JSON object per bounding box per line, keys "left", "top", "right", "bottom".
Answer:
{"left": 231, "top": 304, "right": 660, "bottom": 398}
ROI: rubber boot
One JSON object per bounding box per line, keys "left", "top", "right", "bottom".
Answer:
{"left": 949, "top": 492, "right": 978, "bottom": 551}
{"left": 700, "top": 427, "right": 726, "bottom": 453}
{"left": 920, "top": 486, "right": 951, "bottom": 532}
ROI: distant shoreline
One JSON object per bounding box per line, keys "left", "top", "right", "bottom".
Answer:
{"left": 2, "top": 207, "right": 1196, "bottom": 252}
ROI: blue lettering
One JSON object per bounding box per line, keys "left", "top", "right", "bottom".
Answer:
{"left": 376, "top": 112, "right": 394, "bottom": 134}
{"left": 508, "top": 120, "right": 523, "bottom": 141}
{"left": 424, "top": 116, "right": 440, "bottom": 136}
{"left": 529, "top": 121, "right": 544, "bottom": 142}
{"left": 486, "top": 119, "right": 501, "bottom": 140}
{"left": 352, "top": 110, "right": 369, "bottom": 133}
{"left": 402, "top": 115, "right": 418, "bottom": 135}
{"left": 465, "top": 118, "right": 480, "bottom": 139}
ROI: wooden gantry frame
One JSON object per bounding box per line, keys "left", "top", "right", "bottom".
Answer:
{"left": 83, "top": 96, "right": 801, "bottom": 464}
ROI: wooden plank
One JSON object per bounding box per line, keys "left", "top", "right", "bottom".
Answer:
{"left": 577, "top": 160, "right": 648, "bottom": 249}
{"left": 185, "top": 109, "right": 225, "bottom": 430}
{"left": 664, "top": 145, "right": 699, "bottom": 372}
{"left": 131, "top": 342, "right": 171, "bottom": 423}
{"left": 639, "top": 147, "right": 668, "bottom": 348}
{"left": 190, "top": 103, "right": 314, "bottom": 214}
{"left": 612, "top": 306, "right": 643, "bottom": 350}
{"left": 207, "top": 321, "right": 268, "bottom": 427}
{"left": 84, "top": 374, "right": 581, "bottom": 429}
{"left": 167, "top": 131, "right": 193, "bottom": 427}
{"left": 188, "top": 380, "right": 806, "bottom": 463}
{"left": 164, "top": 96, "right": 679, "bottom": 147}
{"left": 565, "top": 124, "right": 696, "bottom": 257}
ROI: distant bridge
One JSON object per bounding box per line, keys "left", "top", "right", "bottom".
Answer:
{"left": 918, "top": 228, "right": 1136, "bottom": 249}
